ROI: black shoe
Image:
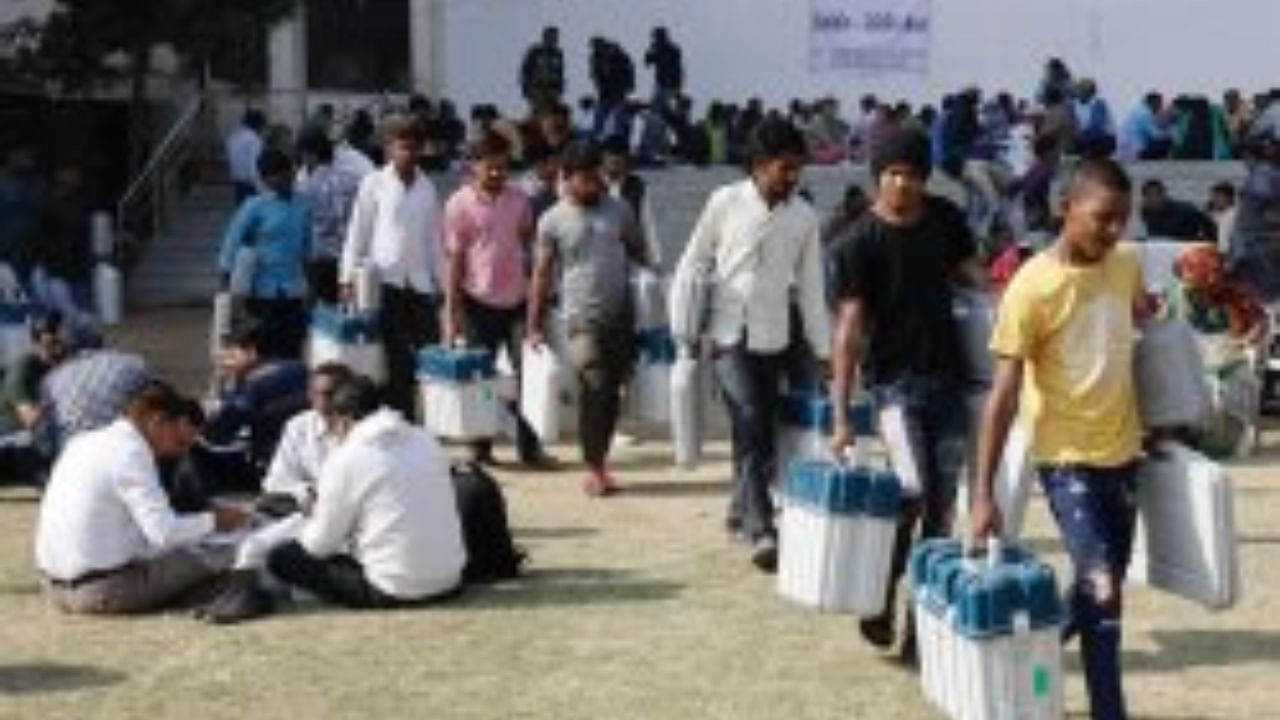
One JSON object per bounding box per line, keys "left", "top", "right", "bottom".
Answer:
{"left": 859, "top": 614, "right": 897, "bottom": 649}
{"left": 751, "top": 535, "right": 778, "bottom": 574}
{"left": 195, "top": 570, "right": 277, "bottom": 625}
{"left": 520, "top": 451, "right": 560, "bottom": 471}
{"left": 473, "top": 452, "right": 503, "bottom": 468}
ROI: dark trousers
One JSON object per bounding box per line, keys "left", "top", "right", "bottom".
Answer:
{"left": 872, "top": 376, "right": 968, "bottom": 622}
{"left": 308, "top": 258, "right": 340, "bottom": 306}
{"left": 463, "top": 296, "right": 543, "bottom": 461}
{"left": 1040, "top": 463, "right": 1138, "bottom": 720}
{"left": 713, "top": 343, "right": 784, "bottom": 541}
{"left": 566, "top": 327, "right": 633, "bottom": 469}
{"left": 266, "top": 541, "right": 457, "bottom": 609}
{"left": 0, "top": 441, "right": 49, "bottom": 488}
{"left": 245, "top": 297, "right": 307, "bottom": 360}
{"left": 379, "top": 285, "right": 440, "bottom": 417}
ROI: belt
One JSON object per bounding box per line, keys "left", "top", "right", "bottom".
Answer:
{"left": 45, "top": 562, "right": 134, "bottom": 589}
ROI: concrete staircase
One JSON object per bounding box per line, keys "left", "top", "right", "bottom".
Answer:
{"left": 127, "top": 183, "right": 232, "bottom": 309}
{"left": 121, "top": 162, "right": 1245, "bottom": 309}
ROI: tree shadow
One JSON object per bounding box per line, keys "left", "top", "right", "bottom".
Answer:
{"left": 1236, "top": 533, "right": 1280, "bottom": 545}
{"left": 460, "top": 567, "right": 683, "bottom": 610}
{"left": 615, "top": 480, "right": 729, "bottom": 498}
{"left": 0, "top": 663, "right": 126, "bottom": 696}
{"left": 0, "top": 491, "right": 39, "bottom": 505}
{"left": 513, "top": 526, "right": 599, "bottom": 540}
{"left": 1064, "top": 629, "right": 1280, "bottom": 675}
{"left": 0, "top": 579, "right": 39, "bottom": 596}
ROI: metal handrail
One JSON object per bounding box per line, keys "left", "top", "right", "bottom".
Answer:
{"left": 113, "top": 93, "right": 205, "bottom": 265}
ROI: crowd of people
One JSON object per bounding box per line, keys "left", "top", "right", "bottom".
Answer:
{"left": 10, "top": 48, "right": 1280, "bottom": 720}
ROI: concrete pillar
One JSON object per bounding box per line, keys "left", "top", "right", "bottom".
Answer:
{"left": 267, "top": 5, "right": 308, "bottom": 126}
{"left": 410, "top": 0, "right": 445, "bottom": 98}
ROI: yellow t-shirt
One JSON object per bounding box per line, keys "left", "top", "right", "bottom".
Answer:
{"left": 991, "top": 243, "right": 1142, "bottom": 467}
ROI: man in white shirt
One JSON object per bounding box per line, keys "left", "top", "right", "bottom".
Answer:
{"left": 35, "top": 381, "right": 249, "bottom": 614}
{"left": 191, "top": 363, "right": 354, "bottom": 624}
{"left": 671, "top": 118, "right": 830, "bottom": 572}
{"left": 265, "top": 374, "right": 466, "bottom": 608}
{"left": 226, "top": 110, "right": 266, "bottom": 206}
{"left": 340, "top": 117, "right": 445, "bottom": 416}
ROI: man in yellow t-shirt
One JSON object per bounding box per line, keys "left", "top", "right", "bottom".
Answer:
{"left": 972, "top": 158, "right": 1147, "bottom": 720}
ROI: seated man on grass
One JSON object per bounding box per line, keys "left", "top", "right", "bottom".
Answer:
{"left": 200, "top": 374, "right": 466, "bottom": 622}
{"left": 35, "top": 380, "right": 249, "bottom": 615}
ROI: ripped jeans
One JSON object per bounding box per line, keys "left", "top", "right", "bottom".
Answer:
{"left": 1039, "top": 463, "right": 1138, "bottom": 720}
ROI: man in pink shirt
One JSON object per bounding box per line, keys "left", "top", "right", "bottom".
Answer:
{"left": 443, "top": 132, "right": 555, "bottom": 468}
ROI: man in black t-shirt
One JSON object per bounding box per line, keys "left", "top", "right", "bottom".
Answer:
{"left": 828, "top": 127, "right": 985, "bottom": 661}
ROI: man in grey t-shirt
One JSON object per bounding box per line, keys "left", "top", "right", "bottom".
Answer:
{"left": 528, "top": 140, "right": 648, "bottom": 497}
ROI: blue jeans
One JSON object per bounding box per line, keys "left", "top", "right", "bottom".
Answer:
{"left": 871, "top": 375, "right": 968, "bottom": 619}
{"left": 713, "top": 344, "right": 784, "bottom": 540}
{"left": 1039, "top": 463, "right": 1138, "bottom": 720}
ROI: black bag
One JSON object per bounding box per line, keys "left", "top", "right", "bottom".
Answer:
{"left": 451, "top": 462, "right": 526, "bottom": 582}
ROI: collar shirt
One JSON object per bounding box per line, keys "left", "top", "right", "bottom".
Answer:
{"left": 444, "top": 184, "right": 532, "bottom": 309}
{"left": 261, "top": 410, "right": 339, "bottom": 503}
{"left": 226, "top": 127, "right": 263, "bottom": 185}
{"left": 341, "top": 165, "right": 445, "bottom": 295}
{"left": 672, "top": 179, "right": 830, "bottom": 357}
{"left": 299, "top": 409, "right": 465, "bottom": 599}
{"left": 297, "top": 164, "right": 362, "bottom": 260}
{"left": 218, "top": 191, "right": 312, "bottom": 299}
{"left": 36, "top": 419, "right": 214, "bottom": 580}
{"left": 42, "top": 350, "right": 149, "bottom": 448}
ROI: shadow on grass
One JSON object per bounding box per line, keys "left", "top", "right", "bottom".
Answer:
{"left": 0, "top": 662, "right": 126, "bottom": 695}
{"left": 514, "top": 526, "right": 599, "bottom": 540}
{"left": 462, "top": 567, "right": 683, "bottom": 609}
{"left": 0, "top": 579, "right": 39, "bottom": 596}
{"left": 615, "top": 480, "right": 729, "bottom": 498}
{"left": 1236, "top": 533, "right": 1280, "bottom": 545}
{"left": 1064, "top": 629, "right": 1280, "bottom": 675}
{"left": 0, "top": 491, "right": 39, "bottom": 505}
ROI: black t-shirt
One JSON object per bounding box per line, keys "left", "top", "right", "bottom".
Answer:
{"left": 829, "top": 196, "right": 976, "bottom": 386}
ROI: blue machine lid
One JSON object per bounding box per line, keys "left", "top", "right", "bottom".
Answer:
{"left": 416, "top": 346, "right": 496, "bottom": 381}
{"left": 311, "top": 305, "right": 381, "bottom": 342}
{"left": 909, "top": 539, "right": 1063, "bottom": 636}
{"left": 865, "top": 469, "right": 903, "bottom": 520}
{"left": 782, "top": 459, "right": 868, "bottom": 516}
{"left": 779, "top": 391, "right": 876, "bottom": 436}
{"left": 634, "top": 327, "right": 676, "bottom": 363}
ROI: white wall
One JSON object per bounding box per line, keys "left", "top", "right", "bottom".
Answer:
{"left": 0, "top": 0, "right": 52, "bottom": 27}
{"left": 441, "top": 0, "right": 1280, "bottom": 117}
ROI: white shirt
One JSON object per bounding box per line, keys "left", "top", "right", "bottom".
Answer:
{"left": 673, "top": 179, "right": 831, "bottom": 357}
{"left": 335, "top": 142, "right": 377, "bottom": 180}
{"left": 300, "top": 409, "right": 465, "bottom": 599}
{"left": 225, "top": 126, "right": 263, "bottom": 184}
{"left": 261, "top": 410, "right": 340, "bottom": 504}
{"left": 341, "top": 165, "right": 445, "bottom": 295}
{"left": 1213, "top": 207, "right": 1237, "bottom": 254}
{"left": 36, "top": 419, "right": 214, "bottom": 581}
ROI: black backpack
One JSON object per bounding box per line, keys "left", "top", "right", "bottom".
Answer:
{"left": 450, "top": 462, "right": 526, "bottom": 583}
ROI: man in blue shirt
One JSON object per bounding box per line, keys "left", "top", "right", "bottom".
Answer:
{"left": 219, "top": 149, "right": 312, "bottom": 359}
{"left": 182, "top": 322, "right": 309, "bottom": 498}
{"left": 1119, "top": 92, "right": 1172, "bottom": 161}
{"left": 1073, "top": 79, "right": 1116, "bottom": 157}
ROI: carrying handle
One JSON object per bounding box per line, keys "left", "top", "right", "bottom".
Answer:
{"left": 961, "top": 533, "right": 1002, "bottom": 573}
